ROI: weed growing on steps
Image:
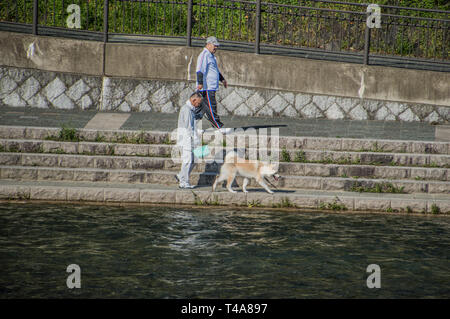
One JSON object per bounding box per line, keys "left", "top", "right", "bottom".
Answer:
{"left": 431, "top": 203, "right": 441, "bottom": 214}
{"left": 281, "top": 150, "right": 448, "bottom": 169}
{"left": 387, "top": 204, "right": 444, "bottom": 215}
{"left": 246, "top": 199, "right": 262, "bottom": 208}
{"left": 6, "top": 143, "right": 19, "bottom": 153}
{"left": 353, "top": 141, "right": 387, "bottom": 153}
{"left": 112, "top": 133, "right": 131, "bottom": 144}
{"left": 49, "top": 148, "right": 66, "bottom": 154}
{"left": 95, "top": 133, "right": 106, "bottom": 143}
{"left": 424, "top": 162, "right": 440, "bottom": 168}
{"left": 58, "top": 125, "right": 81, "bottom": 142}
{"left": 162, "top": 134, "right": 175, "bottom": 145}
{"left": 350, "top": 182, "right": 405, "bottom": 194}
{"left": 6, "top": 192, "right": 30, "bottom": 200}
{"left": 293, "top": 150, "right": 307, "bottom": 163}
{"left": 319, "top": 197, "right": 347, "bottom": 211}
{"left": 106, "top": 145, "right": 115, "bottom": 156}
{"left": 273, "top": 197, "right": 295, "bottom": 208}
{"left": 192, "top": 192, "right": 220, "bottom": 206}
{"left": 281, "top": 148, "right": 291, "bottom": 162}
{"left": 45, "top": 124, "right": 81, "bottom": 142}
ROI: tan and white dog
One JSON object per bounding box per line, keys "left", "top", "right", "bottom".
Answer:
{"left": 212, "top": 152, "right": 280, "bottom": 194}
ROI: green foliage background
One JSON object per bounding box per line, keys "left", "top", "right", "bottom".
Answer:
{"left": 0, "top": 0, "right": 448, "bottom": 59}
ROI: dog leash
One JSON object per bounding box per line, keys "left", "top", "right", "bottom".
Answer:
{"left": 264, "top": 176, "right": 278, "bottom": 189}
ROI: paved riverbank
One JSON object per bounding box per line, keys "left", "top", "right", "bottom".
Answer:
{"left": 0, "top": 106, "right": 449, "bottom": 213}
{"left": 1, "top": 105, "right": 448, "bottom": 141}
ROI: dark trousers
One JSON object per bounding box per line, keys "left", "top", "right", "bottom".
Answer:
{"left": 195, "top": 90, "right": 224, "bottom": 129}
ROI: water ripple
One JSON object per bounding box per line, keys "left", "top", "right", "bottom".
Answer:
{"left": 0, "top": 203, "right": 449, "bottom": 298}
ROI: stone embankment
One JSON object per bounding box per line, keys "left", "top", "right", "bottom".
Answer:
{"left": 0, "top": 126, "right": 449, "bottom": 214}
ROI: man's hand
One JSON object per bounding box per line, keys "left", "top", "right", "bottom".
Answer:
{"left": 223, "top": 80, "right": 228, "bottom": 88}
{"left": 197, "top": 84, "right": 203, "bottom": 91}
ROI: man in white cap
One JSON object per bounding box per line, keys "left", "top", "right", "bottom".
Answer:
{"left": 195, "top": 36, "right": 229, "bottom": 132}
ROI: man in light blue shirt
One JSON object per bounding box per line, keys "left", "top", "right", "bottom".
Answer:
{"left": 195, "top": 36, "right": 228, "bottom": 130}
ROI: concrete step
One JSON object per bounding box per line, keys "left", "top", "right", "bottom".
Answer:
{"left": 1, "top": 179, "right": 449, "bottom": 214}
{"left": 1, "top": 165, "right": 448, "bottom": 194}
{"left": 1, "top": 139, "right": 449, "bottom": 168}
{"left": 1, "top": 125, "right": 448, "bottom": 155}
{"left": 0, "top": 139, "right": 172, "bottom": 157}
{"left": 0, "top": 126, "right": 170, "bottom": 144}
{"left": 0, "top": 152, "right": 448, "bottom": 182}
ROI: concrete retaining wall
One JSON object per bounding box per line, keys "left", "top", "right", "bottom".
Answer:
{"left": 1, "top": 183, "right": 449, "bottom": 213}
{"left": 0, "top": 31, "right": 449, "bottom": 123}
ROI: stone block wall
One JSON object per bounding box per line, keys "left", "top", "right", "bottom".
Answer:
{"left": 0, "top": 66, "right": 101, "bottom": 110}
{"left": 1, "top": 66, "right": 448, "bottom": 123}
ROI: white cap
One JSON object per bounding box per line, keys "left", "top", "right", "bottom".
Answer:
{"left": 206, "top": 36, "right": 220, "bottom": 46}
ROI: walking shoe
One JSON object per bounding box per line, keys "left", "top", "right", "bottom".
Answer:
{"left": 179, "top": 183, "right": 195, "bottom": 189}
{"left": 218, "top": 127, "right": 234, "bottom": 134}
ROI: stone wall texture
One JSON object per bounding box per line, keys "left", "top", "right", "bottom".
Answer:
{"left": 1, "top": 31, "right": 449, "bottom": 123}
{"left": 1, "top": 65, "right": 448, "bottom": 123}
{"left": 0, "top": 66, "right": 102, "bottom": 110}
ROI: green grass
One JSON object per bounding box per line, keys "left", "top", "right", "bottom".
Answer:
{"left": 44, "top": 127, "right": 169, "bottom": 145}
{"left": 59, "top": 125, "right": 80, "bottom": 142}
{"left": 431, "top": 203, "right": 441, "bottom": 214}
{"left": 45, "top": 124, "right": 81, "bottom": 142}
{"left": 319, "top": 197, "right": 347, "bottom": 211}
{"left": 6, "top": 143, "right": 19, "bottom": 153}
{"left": 350, "top": 182, "right": 405, "bottom": 194}
{"left": 192, "top": 192, "right": 220, "bottom": 206}
{"left": 281, "top": 148, "right": 291, "bottom": 162}
{"left": 273, "top": 197, "right": 295, "bottom": 208}
{"left": 246, "top": 199, "right": 262, "bottom": 208}
{"left": 293, "top": 150, "right": 307, "bottom": 163}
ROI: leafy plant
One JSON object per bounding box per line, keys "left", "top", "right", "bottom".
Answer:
{"left": 319, "top": 197, "right": 347, "bottom": 211}
{"left": 350, "top": 182, "right": 405, "bottom": 194}
{"left": 192, "top": 191, "right": 220, "bottom": 206}
{"left": 95, "top": 133, "right": 106, "bottom": 143}
{"left": 247, "top": 199, "right": 262, "bottom": 208}
{"left": 293, "top": 150, "right": 307, "bottom": 163}
{"left": 281, "top": 148, "right": 291, "bottom": 162}
{"left": 58, "top": 125, "right": 80, "bottom": 142}
{"left": 1, "top": 0, "right": 447, "bottom": 60}
{"left": 6, "top": 143, "right": 20, "bottom": 153}
{"left": 273, "top": 197, "right": 295, "bottom": 208}
{"left": 431, "top": 203, "right": 440, "bottom": 214}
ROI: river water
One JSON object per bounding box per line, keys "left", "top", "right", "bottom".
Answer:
{"left": 0, "top": 202, "right": 448, "bottom": 298}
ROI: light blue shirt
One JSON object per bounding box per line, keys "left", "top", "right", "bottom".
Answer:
{"left": 196, "top": 48, "right": 221, "bottom": 91}
{"left": 177, "top": 100, "right": 200, "bottom": 150}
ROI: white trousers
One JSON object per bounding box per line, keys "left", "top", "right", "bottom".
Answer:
{"left": 178, "top": 148, "right": 195, "bottom": 185}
